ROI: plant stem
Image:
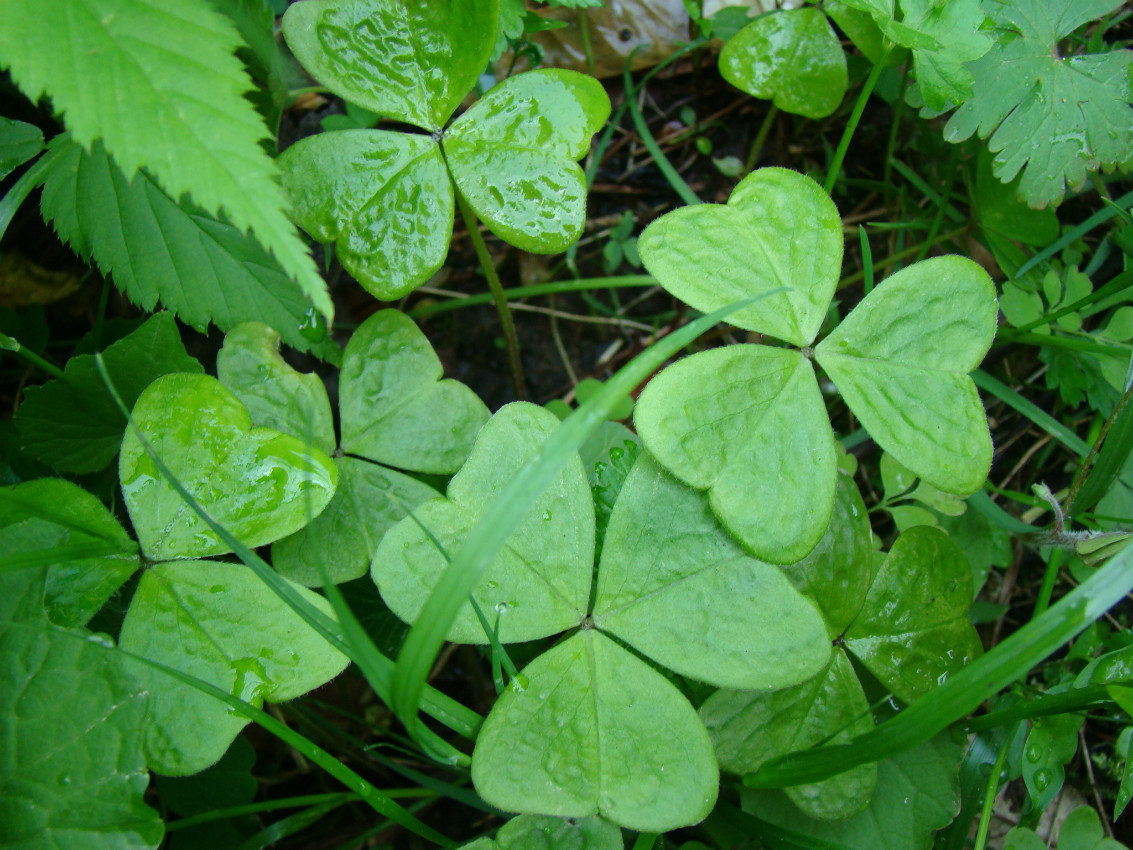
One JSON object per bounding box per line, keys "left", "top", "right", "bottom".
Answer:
{"left": 455, "top": 190, "right": 526, "bottom": 400}
{"left": 0, "top": 332, "right": 65, "bottom": 379}
{"left": 972, "top": 737, "right": 1010, "bottom": 850}
{"left": 836, "top": 226, "right": 968, "bottom": 290}
{"left": 824, "top": 44, "right": 892, "bottom": 196}
{"left": 744, "top": 104, "right": 778, "bottom": 174}
{"left": 1032, "top": 547, "right": 1064, "bottom": 619}
{"left": 409, "top": 275, "right": 655, "bottom": 318}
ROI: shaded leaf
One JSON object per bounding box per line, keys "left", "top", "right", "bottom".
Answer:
{"left": 495, "top": 814, "right": 622, "bottom": 850}
{"left": 0, "top": 117, "right": 43, "bottom": 180}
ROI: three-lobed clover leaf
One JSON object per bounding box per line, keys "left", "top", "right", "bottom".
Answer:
{"left": 944, "top": 0, "right": 1133, "bottom": 208}
{"left": 279, "top": 0, "right": 610, "bottom": 298}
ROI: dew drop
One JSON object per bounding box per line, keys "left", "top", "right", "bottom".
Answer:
{"left": 1026, "top": 743, "right": 1042, "bottom": 763}
{"left": 1032, "top": 768, "right": 1053, "bottom": 792}
{"left": 542, "top": 509, "right": 552, "bottom": 521}
{"left": 486, "top": 580, "right": 498, "bottom": 589}
{"left": 209, "top": 585, "right": 226, "bottom": 594}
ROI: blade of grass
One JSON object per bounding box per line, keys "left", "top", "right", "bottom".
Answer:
{"left": 408, "top": 276, "right": 656, "bottom": 319}
{"left": 972, "top": 369, "right": 1091, "bottom": 457}
{"left": 1016, "top": 188, "right": 1133, "bottom": 279}
{"left": 824, "top": 44, "right": 892, "bottom": 196}
{"left": 744, "top": 539, "right": 1133, "bottom": 788}
{"left": 999, "top": 269, "right": 1133, "bottom": 337}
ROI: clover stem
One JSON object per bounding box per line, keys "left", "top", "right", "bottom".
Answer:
{"left": 824, "top": 43, "right": 893, "bottom": 196}
{"left": 455, "top": 190, "right": 526, "bottom": 400}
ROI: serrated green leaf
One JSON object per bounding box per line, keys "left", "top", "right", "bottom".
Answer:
{"left": 944, "top": 0, "right": 1133, "bottom": 208}
{"left": 282, "top": 0, "right": 497, "bottom": 132}
{"left": 638, "top": 167, "right": 842, "bottom": 346}
{"left": 593, "top": 452, "right": 830, "bottom": 689}
{"left": 0, "top": 0, "right": 331, "bottom": 318}
{"left": 816, "top": 256, "right": 998, "bottom": 495}
{"left": 217, "top": 322, "right": 336, "bottom": 455}
{"left": 119, "top": 373, "right": 338, "bottom": 561}
{"left": 743, "top": 735, "right": 962, "bottom": 850}
{"left": 277, "top": 130, "right": 453, "bottom": 300}
{"left": 845, "top": 526, "right": 982, "bottom": 703}
{"left": 272, "top": 456, "right": 440, "bottom": 586}
{"left": 899, "top": 0, "right": 991, "bottom": 111}
{"left": 372, "top": 403, "right": 593, "bottom": 644}
{"left": 14, "top": 312, "right": 204, "bottom": 474}
{"left": 635, "top": 345, "right": 837, "bottom": 564}
{"left": 719, "top": 9, "right": 848, "bottom": 119}
{"left": 702, "top": 650, "right": 876, "bottom": 821}
{"left": 118, "top": 559, "right": 349, "bottom": 775}
{"left": 38, "top": 137, "right": 335, "bottom": 355}
{"left": 471, "top": 630, "right": 718, "bottom": 832}
{"left": 445, "top": 70, "right": 611, "bottom": 253}
{"left": 0, "top": 617, "right": 163, "bottom": 850}
{"left": 339, "top": 309, "right": 489, "bottom": 474}
{"left": 0, "top": 117, "right": 43, "bottom": 180}
{"left": 0, "top": 479, "right": 138, "bottom": 628}
{"left": 495, "top": 814, "right": 622, "bottom": 850}
{"left": 1021, "top": 713, "right": 1080, "bottom": 812}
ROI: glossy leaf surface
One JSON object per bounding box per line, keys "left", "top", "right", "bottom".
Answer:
{"left": 273, "top": 456, "right": 440, "bottom": 586}
{"left": 638, "top": 167, "right": 842, "bottom": 346}
{"left": 445, "top": 69, "right": 611, "bottom": 253}
{"left": 593, "top": 453, "right": 830, "bottom": 689}
{"left": 282, "top": 0, "right": 496, "bottom": 132}
{"left": 339, "top": 309, "right": 489, "bottom": 474}
{"left": 845, "top": 526, "right": 982, "bottom": 703}
{"left": 702, "top": 650, "right": 876, "bottom": 821}
{"left": 634, "top": 345, "right": 837, "bottom": 563}
{"left": 471, "top": 630, "right": 717, "bottom": 832}
{"left": 719, "top": 8, "right": 848, "bottom": 119}
{"left": 0, "top": 479, "right": 137, "bottom": 628}
{"left": 118, "top": 559, "right": 349, "bottom": 775}
{"left": 816, "top": 256, "right": 997, "bottom": 495}
{"left": 15, "top": 312, "right": 204, "bottom": 474}
{"left": 899, "top": 0, "right": 991, "bottom": 111}
{"left": 494, "top": 814, "right": 622, "bottom": 850}
{"left": 217, "top": 322, "right": 336, "bottom": 455}
{"left": 1021, "top": 713, "right": 1080, "bottom": 812}
{"left": 372, "top": 403, "right": 593, "bottom": 644}
{"left": 119, "top": 374, "right": 337, "bottom": 560}
{"left": 278, "top": 130, "right": 452, "bottom": 299}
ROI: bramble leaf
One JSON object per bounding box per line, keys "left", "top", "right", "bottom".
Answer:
{"left": 339, "top": 310, "right": 489, "bottom": 474}
{"left": 217, "top": 322, "right": 336, "bottom": 455}
{"left": 282, "top": 0, "right": 497, "bottom": 133}
{"left": 701, "top": 650, "right": 876, "bottom": 821}
{"left": 0, "top": 0, "right": 331, "bottom": 319}
{"left": 815, "top": 256, "right": 997, "bottom": 495}
{"left": 118, "top": 559, "right": 349, "bottom": 775}
{"left": 944, "top": 0, "right": 1133, "bottom": 208}
{"left": 844, "top": 526, "right": 982, "bottom": 703}
{"left": 471, "top": 630, "right": 717, "bottom": 832}
{"left": 273, "top": 456, "right": 440, "bottom": 586}
{"left": 593, "top": 452, "right": 830, "bottom": 689}
{"left": 635, "top": 345, "right": 837, "bottom": 564}
{"left": 719, "top": 8, "right": 848, "bottom": 119}
{"left": 119, "top": 374, "right": 337, "bottom": 561}
{"left": 444, "top": 70, "right": 611, "bottom": 253}
{"left": 14, "top": 312, "right": 204, "bottom": 474}
{"left": 277, "top": 130, "right": 453, "bottom": 300}
{"left": 372, "top": 403, "right": 593, "bottom": 644}
{"left": 0, "top": 117, "right": 43, "bottom": 180}
{"left": 638, "top": 167, "right": 842, "bottom": 346}
{"left": 0, "top": 479, "right": 138, "bottom": 629}
{"left": 39, "top": 138, "right": 336, "bottom": 355}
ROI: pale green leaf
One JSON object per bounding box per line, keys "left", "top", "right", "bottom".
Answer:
{"left": 372, "top": 403, "right": 593, "bottom": 644}
{"left": 899, "top": 0, "right": 991, "bottom": 111}
{"left": 471, "top": 630, "right": 718, "bottom": 832}
{"left": 815, "top": 256, "right": 998, "bottom": 495}
{"left": 719, "top": 9, "right": 848, "bottom": 119}
{"left": 593, "top": 452, "right": 830, "bottom": 690}
{"left": 272, "top": 456, "right": 440, "bottom": 586}
{"left": 38, "top": 137, "right": 335, "bottom": 355}
{"left": 743, "top": 735, "right": 963, "bottom": 850}
{"left": 0, "top": 479, "right": 137, "bottom": 628}
{"left": 890, "top": 504, "right": 940, "bottom": 530}
{"left": 339, "top": 309, "right": 489, "bottom": 474}
{"left": 638, "top": 167, "right": 842, "bottom": 346}
{"left": 282, "top": 0, "right": 497, "bottom": 132}
{"left": 1021, "top": 713, "right": 1080, "bottom": 812}
{"left": 495, "top": 814, "right": 623, "bottom": 850}
{"left": 944, "top": 0, "right": 1133, "bottom": 208}
{"left": 14, "top": 312, "right": 204, "bottom": 474}
{"left": 0, "top": 616, "right": 163, "bottom": 849}
{"left": 635, "top": 345, "right": 837, "bottom": 563}
{"left": 701, "top": 650, "right": 876, "bottom": 821}
{"left": 119, "top": 374, "right": 338, "bottom": 561}
{"left": 845, "top": 526, "right": 982, "bottom": 703}
{"left": 0, "top": 117, "right": 43, "bottom": 180}
{"left": 118, "top": 559, "right": 349, "bottom": 775}
{"left": 277, "top": 130, "right": 453, "bottom": 300}
{"left": 445, "top": 70, "right": 612, "bottom": 253}
{"left": 217, "top": 322, "right": 336, "bottom": 455}
{"left": 0, "top": 0, "right": 331, "bottom": 318}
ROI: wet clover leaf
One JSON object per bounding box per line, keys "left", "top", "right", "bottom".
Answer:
{"left": 119, "top": 373, "right": 338, "bottom": 561}
{"left": 118, "top": 559, "right": 350, "bottom": 775}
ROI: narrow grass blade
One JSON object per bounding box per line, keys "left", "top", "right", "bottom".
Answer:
{"left": 1016, "top": 188, "right": 1133, "bottom": 279}
{"left": 973, "top": 370, "right": 1091, "bottom": 457}
{"left": 408, "top": 275, "right": 655, "bottom": 319}
{"left": 1068, "top": 384, "right": 1133, "bottom": 516}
